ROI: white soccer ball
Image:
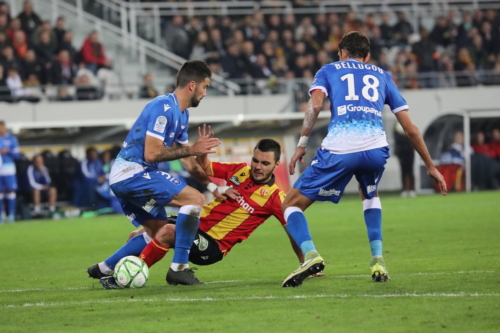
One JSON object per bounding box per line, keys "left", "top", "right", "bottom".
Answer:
{"left": 113, "top": 256, "right": 149, "bottom": 288}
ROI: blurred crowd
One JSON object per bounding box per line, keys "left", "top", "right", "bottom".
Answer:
{"left": 0, "top": 1, "right": 116, "bottom": 102}
{"left": 159, "top": 8, "right": 500, "bottom": 90}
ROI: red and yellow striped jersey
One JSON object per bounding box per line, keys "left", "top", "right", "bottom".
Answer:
{"left": 199, "top": 162, "right": 286, "bottom": 254}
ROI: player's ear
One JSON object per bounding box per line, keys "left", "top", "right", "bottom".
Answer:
{"left": 189, "top": 81, "right": 196, "bottom": 92}
{"left": 364, "top": 53, "right": 371, "bottom": 63}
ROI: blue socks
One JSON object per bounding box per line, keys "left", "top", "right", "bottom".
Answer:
{"left": 104, "top": 233, "right": 149, "bottom": 269}
{"left": 171, "top": 205, "right": 201, "bottom": 270}
{"left": 284, "top": 207, "right": 316, "bottom": 255}
{"left": 363, "top": 197, "right": 383, "bottom": 257}
{"left": 7, "top": 192, "right": 16, "bottom": 221}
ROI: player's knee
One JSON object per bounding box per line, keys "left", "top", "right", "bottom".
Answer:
{"left": 157, "top": 224, "right": 175, "bottom": 246}
{"left": 189, "top": 193, "right": 205, "bottom": 210}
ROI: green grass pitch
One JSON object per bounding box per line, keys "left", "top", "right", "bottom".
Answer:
{"left": 1, "top": 192, "right": 499, "bottom": 332}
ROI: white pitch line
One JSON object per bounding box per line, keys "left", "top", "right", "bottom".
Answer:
{"left": 4, "top": 293, "right": 500, "bottom": 308}
{"left": 0, "top": 271, "right": 495, "bottom": 294}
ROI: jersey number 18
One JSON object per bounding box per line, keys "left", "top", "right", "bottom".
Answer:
{"left": 340, "top": 74, "right": 380, "bottom": 102}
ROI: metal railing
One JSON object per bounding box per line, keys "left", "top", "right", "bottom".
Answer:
{"left": 2, "top": 70, "right": 499, "bottom": 107}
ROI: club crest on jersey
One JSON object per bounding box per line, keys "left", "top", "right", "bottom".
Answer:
{"left": 229, "top": 176, "right": 240, "bottom": 186}
{"left": 260, "top": 188, "right": 269, "bottom": 196}
{"left": 154, "top": 116, "right": 167, "bottom": 133}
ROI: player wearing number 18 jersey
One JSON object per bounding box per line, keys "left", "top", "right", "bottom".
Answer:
{"left": 281, "top": 31, "right": 447, "bottom": 287}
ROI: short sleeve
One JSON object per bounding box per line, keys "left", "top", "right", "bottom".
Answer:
{"left": 270, "top": 190, "right": 287, "bottom": 226}
{"left": 384, "top": 73, "right": 409, "bottom": 113}
{"left": 210, "top": 162, "right": 246, "bottom": 180}
{"left": 175, "top": 125, "right": 188, "bottom": 145}
{"left": 145, "top": 101, "right": 170, "bottom": 141}
{"left": 309, "top": 66, "right": 330, "bottom": 97}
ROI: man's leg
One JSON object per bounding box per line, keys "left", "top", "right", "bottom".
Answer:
{"left": 356, "top": 147, "right": 390, "bottom": 282}
{"left": 6, "top": 191, "right": 16, "bottom": 222}
{"left": 281, "top": 189, "right": 324, "bottom": 287}
{"left": 139, "top": 224, "right": 175, "bottom": 267}
{"left": 165, "top": 185, "right": 205, "bottom": 285}
{"left": 33, "top": 189, "right": 41, "bottom": 215}
{"left": 48, "top": 187, "right": 57, "bottom": 212}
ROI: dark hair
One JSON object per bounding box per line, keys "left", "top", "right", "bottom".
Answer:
{"left": 338, "top": 31, "right": 370, "bottom": 59}
{"left": 176, "top": 60, "right": 212, "bottom": 88}
{"left": 254, "top": 138, "right": 281, "bottom": 162}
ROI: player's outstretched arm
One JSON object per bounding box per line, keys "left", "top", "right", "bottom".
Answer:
{"left": 395, "top": 110, "right": 447, "bottom": 196}
{"left": 144, "top": 133, "right": 220, "bottom": 163}
{"left": 289, "top": 91, "right": 325, "bottom": 175}
{"left": 195, "top": 124, "right": 215, "bottom": 176}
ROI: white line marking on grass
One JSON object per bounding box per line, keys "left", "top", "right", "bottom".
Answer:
{"left": 5, "top": 293, "right": 500, "bottom": 308}
{"left": 0, "top": 271, "right": 495, "bottom": 294}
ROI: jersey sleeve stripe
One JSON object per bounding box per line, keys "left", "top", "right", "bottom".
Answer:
{"left": 146, "top": 130, "right": 164, "bottom": 141}
{"left": 308, "top": 86, "right": 328, "bottom": 97}
{"left": 392, "top": 105, "right": 409, "bottom": 113}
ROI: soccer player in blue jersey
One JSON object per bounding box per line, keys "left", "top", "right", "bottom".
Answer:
{"left": 281, "top": 32, "right": 448, "bottom": 287}
{"left": 88, "top": 60, "right": 234, "bottom": 285}
{"left": 0, "top": 121, "right": 20, "bottom": 223}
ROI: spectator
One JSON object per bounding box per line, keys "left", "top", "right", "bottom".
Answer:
{"left": 75, "top": 73, "right": 100, "bottom": 101}
{"left": 80, "top": 31, "right": 112, "bottom": 74}
{"left": 480, "top": 21, "right": 496, "bottom": 55}
{"left": 0, "top": 64, "right": 11, "bottom": 102}
{"left": 430, "top": 16, "right": 454, "bottom": 47}
{"left": 393, "top": 11, "right": 413, "bottom": 45}
{"left": 56, "top": 86, "right": 74, "bottom": 101}
{"left": 17, "top": 1, "right": 42, "bottom": 38}
{"left": 22, "top": 49, "right": 45, "bottom": 83}
{"left": 6, "top": 17, "right": 22, "bottom": 41}
{"left": 394, "top": 122, "right": 416, "bottom": 197}
{"left": 472, "top": 132, "right": 495, "bottom": 158}
{"left": 165, "top": 16, "right": 190, "bottom": 59}
{"left": 32, "top": 20, "right": 57, "bottom": 50}
{"left": 295, "top": 16, "right": 317, "bottom": 41}
{"left": 56, "top": 30, "right": 78, "bottom": 64}
{"left": 412, "top": 28, "right": 438, "bottom": 87}
{"left": 53, "top": 16, "right": 66, "bottom": 45}
{"left": 219, "top": 16, "right": 233, "bottom": 42}
{"left": 0, "top": 2, "right": 11, "bottom": 23}
{"left": 268, "top": 14, "right": 282, "bottom": 35}
{"left": 221, "top": 42, "right": 246, "bottom": 79}
{"left": 34, "top": 30, "right": 56, "bottom": 66}
{"left": 185, "top": 17, "right": 201, "bottom": 47}
{"left": 138, "top": 73, "right": 159, "bottom": 99}
{"left": 489, "top": 129, "right": 500, "bottom": 160}
{"left": 438, "top": 53, "right": 457, "bottom": 88}
{"left": 27, "top": 154, "right": 57, "bottom": 216}
{"left": 456, "top": 12, "right": 473, "bottom": 48}
{"left": 0, "top": 13, "right": 8, "bottom": 34}
{"left": 189, "top": 30, "right": 209, "bottom": 60}
{"left": 12, "top": 30, "right": 29, "bottom": 59}
{"left": 73, "top": 147, "right": 105, "bottom": 208}
{"left": 379, "top": 12, "right": 393, "bottom": 44}
{"left": 48, "top": 49, "right": 77, "bottom": 85}
{"left": 5, "top": 67, "right": 25, "bottom": 98}
{"left": 0, "top": 31, "right": 9, "bottom": 51}
{"left": 253, "top": 53, "right": 273, "bottom": 78}
{"left": 468, "top": 34, "right": 487, "bottom": 69}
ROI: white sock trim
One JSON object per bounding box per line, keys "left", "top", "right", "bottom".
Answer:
{"left": 170, "top": 263, "right": 189, "bottom": 272}
{"left": 179, "top": 204, "right": 202, "bottom": 217}
{"left": 363, "top": 197, "right": 382, "bottom": 211}
{"left": 6, "top": 192, "right": 15, "bottom": 200}
{"left": 284, "top": 206, "right": 303, "bottom": 222}
{"left": 98, "top": 261, "right": 113, "bottom": 275}
{"left": 142, "top": 232, "right": 152, "bottom": 244}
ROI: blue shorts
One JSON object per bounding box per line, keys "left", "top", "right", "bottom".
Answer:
{"left": 0, "top": 175, "right": 17, "bottom": 192}
{"left": 110, "top": 170, "right": 187, "bottom": 226}
{"left": 294, "top": 146, "right": 390, "bottom": 203}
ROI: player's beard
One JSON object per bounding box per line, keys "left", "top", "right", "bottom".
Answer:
{"left": 251, "top": 168, "right": 273, "bottom": 184}
{"left": 190, "top": 94, "right": 202, "bottom": 108}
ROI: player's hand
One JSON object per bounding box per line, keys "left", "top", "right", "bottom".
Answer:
{"left": 224, "top": 187, "right": 240, "bottom": 201}
{"left": 428, "top": 167, "right": 447, "bottom": 196}
{"left": 190, "top": 136, "right": 221, "bottom": 156}
{"left": 288, "top": 147, "right": 306, "bottom": 175}
{"left": 0, "top": 148, "right": 8, "bottom": 154}
{"left": 197, "top": 124, "right": 214, "bottom": 140}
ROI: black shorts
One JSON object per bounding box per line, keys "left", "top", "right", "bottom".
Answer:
{"left": 167, "top": 216, "right": 223, "bottom": 266}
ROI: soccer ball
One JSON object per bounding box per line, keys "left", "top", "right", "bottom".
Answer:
{"left": 113, "top": 256, "right": 149, "bottom": 288}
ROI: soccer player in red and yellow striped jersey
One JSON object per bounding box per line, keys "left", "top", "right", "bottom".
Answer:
{"left": 136, "top": 138, "right": 303, "bottom": 270}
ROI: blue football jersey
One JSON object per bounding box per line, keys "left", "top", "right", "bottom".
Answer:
{"left": 0, "top": 134, "right": 20, "bottom": 176}
{"left": 310, "top": 59, "right": 408, "bottom": 154}
{"left": 117, "top": 93, "right": 189, "bottom": 169}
